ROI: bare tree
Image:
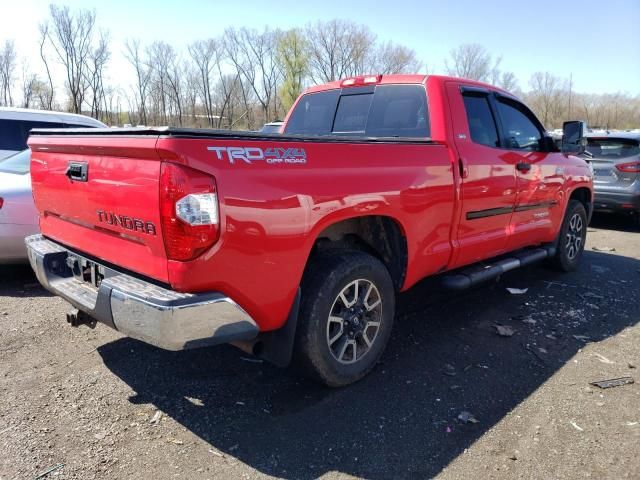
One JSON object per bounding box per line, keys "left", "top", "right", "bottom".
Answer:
{"left": 499, "top": 72, "right": 516, "bottom": 91}
{"left": 305, "top": 20, "right": 376, "bottom": 83}
{"left": 0, "top": 40, "right": 17, "bottom": 106}
{"left": 188, "top": 39, "right": 223, "bottom": 126}
{"left": 183, "top": 66, "right": 199, "bottom": 125}
{"left": 46, "top": 5, "right": 97, "bottom": 113}
{"left": 20, "top": 62, "right": 38, "bottom": 108}
{"left": 146, "top": 41, "right": 170, "bottom": 124}
{"left": 145, "top": 41, "right": 184, "bottom": 125}
{"left": 124, "top": 38, "right": 150, "bottom": 125}
{"left": 4, "top": 13, "right": 636, "bottom": 130}
{"left": 372, "top": 41, "right": 422, "bottom": 74}
{"left": 224, "top": 27, "right": 282, "bottom": 125}
{"left": 216, "top": 73, "right": 243, "bottom": 129}
{"left": 526, "top": 71, "right": 565, "bottom": 127}
{"left": 85, "top": 31, "right": 110, "bottom": 119}
{"left": 166, "top": 58, "right": 184, "bottom": 125}
{"left": 38, "top": 23, "right": 55, "bottom": 109}
{"left": 445, "top": 43, "right": 495, "bottom": 82}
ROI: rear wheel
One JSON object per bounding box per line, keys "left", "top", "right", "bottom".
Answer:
{"left": 549, "top": 200, "right": 587, "bottom": 272}
{"left": 294, "top": 250, "right": 395, "bottom": 387}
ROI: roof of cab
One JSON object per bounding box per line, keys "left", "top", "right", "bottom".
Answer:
{"left": 304, "top": 74, "right": 428, "bottom": 94}
{"left": 0, "top": 107, "right": 106, "bottom": 127}
{"left": 303, "top": 74, "right": 513, "bottom": 96}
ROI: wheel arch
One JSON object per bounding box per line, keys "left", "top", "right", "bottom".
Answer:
{"left": 306, "top": 214, "right": 409, "bottom": 291}
{"left": 568, "top": 186, "right": 593, "bottom": 221}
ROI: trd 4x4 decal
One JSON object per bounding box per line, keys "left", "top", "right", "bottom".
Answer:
{"left": 207, "top": 146, "right": 307, "bottom": 165}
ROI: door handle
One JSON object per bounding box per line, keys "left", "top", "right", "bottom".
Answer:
{"left": 65, "top": 161, "right": 89, "bottom": 182}
{"left": 458, "top": 157, "right": 469, "bottom": 178}
{"left": 516, "top": 162, "right": 531, "bottom": 173}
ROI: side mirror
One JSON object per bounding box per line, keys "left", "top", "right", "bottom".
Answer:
{"left": 562, "top": 121, "right": 587, "bottom": 154}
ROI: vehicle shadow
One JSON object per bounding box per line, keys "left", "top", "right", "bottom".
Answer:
{"left": 589, "top": 212, "right": 639, "bottom": 233}
{"left": 0, "top": 264, "right": 52, "bottom": 298}
{"left": 98, "top": 251, "right": 640, "bottom": 479}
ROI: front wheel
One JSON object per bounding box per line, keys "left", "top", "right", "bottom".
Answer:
{"left": 294, "top": 250, "right": 395, "bottom": 387}
{"left": 549, "top": 200, "right": 588, "bottom": 272}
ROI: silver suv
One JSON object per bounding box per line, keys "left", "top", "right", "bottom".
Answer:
{"left": 585, "top": 132, "right": 640, "bottom": 225}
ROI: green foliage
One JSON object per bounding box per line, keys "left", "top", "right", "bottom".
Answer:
{"left": 277, "top": 29, "right": 308, "bottom": 113}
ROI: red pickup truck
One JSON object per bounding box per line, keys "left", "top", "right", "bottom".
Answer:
{"left": 26, "top": 75, "right": 593, "bottom": 386}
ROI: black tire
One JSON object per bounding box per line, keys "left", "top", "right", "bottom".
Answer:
{"left": 549, "top": 200, "right": 588, "bottom": 272}
{"left": 294, "top": 250, "right": 395, "bottom": 387}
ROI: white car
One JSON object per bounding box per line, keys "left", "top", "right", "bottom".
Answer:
{"left": 0, "top": 107, "right": 106, "bottom": 160}
{"left": 0, "top": 150, "right": 39, "bottom": 263}
{"left": 259, "top": 121, "right": 284, "bottom": 134}
{"left": 0, "top": 109, "right": 106, "bottom": 262}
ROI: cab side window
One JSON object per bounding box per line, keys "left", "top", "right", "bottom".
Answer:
{"left": 462, "top": 94, "right": 500, "bottom": 148}
{"left": 495, "top": 99, "right": 542, "bottom": 151}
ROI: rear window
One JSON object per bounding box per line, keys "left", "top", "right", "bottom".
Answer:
{"left": 0, "top": 119, "right": 66, "bottom": 151}
{"left": 285, "top": 90, "right": 340, "bottom": 135}
{"left": 333, "top": 94, "right": 373, "bottom": 133}
{"left": 586, "top": 138, "right": 640, "bottom": 159}
{"left": 284, "top": 84, "right": 430, "bottom": 138}
{"left": 0, "top": 149, "right": 30, "bottom": 175}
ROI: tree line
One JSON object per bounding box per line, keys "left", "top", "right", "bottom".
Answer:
{"left": 0, "top": 5, "right": 638, "bottom": 131}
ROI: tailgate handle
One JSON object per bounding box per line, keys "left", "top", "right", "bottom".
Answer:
{"left": 516, "top": 162, "right": 532, "bottom": 173}
{"left": 65, "top": 162, "right": 89, "bottom": 182}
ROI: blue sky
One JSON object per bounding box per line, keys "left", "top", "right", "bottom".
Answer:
{"left": 2, "top": 0, "right": 639, "bottom": 95}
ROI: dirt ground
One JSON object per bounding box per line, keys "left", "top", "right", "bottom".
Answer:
{"left": 1, "top": 212, "right": 639, "bottom": 480}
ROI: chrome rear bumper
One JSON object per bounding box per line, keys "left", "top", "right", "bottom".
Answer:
{"left": 25, "top": 234, "right": 259, "bottom": 350}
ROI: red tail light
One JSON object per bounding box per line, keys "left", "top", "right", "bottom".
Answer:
{"left": 0, "top": 197, "right": 3, "bottom": 210}
{"left": 159, "top": 163, "right": 220, "bottom": 261}
{"left": 340, "top": 75, "right": 382, "bottom": 87}
{"left": 616, "top": 161, "right": 640, "bottom": 173}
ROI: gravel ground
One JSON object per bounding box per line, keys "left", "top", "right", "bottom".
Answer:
{"left": 1, "top": 212, "right": 638, "bottom": 480}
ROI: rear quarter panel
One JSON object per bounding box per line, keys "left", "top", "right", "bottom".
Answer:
{"left": 156, "top": 136, "right": 456, "bottom": 331}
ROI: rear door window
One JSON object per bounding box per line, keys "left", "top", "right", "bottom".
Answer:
{"left": 462, "top": 94, "right": 500, "bottom": 147}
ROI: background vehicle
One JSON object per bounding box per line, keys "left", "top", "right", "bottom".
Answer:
{"left": 584, "top": 132, "right": 640, "bottom": 224}
{"left": 0, "top": 111, "right": 105, "bottom": 262}
{"left": 0, "top": 150, "right": 38, "bottom": 263}
{"left": 259, "top": 121, "right": 284, "bottom": 133}
{"left": 25, "top": 75, "right": 593, "bottom": 387}
{"left": 0, "top": 108, "right": 106, "bottom": 160}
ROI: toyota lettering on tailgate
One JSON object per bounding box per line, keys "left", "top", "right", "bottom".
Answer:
{"left": 97, "top": 210, "right": 157, "bottom": 235}
{"left": 207, "top": 146, "right": 307, "bottom": 165}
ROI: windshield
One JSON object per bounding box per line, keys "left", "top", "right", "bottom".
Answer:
{"left": 0, "top": 149, "right": 31, "bottom": 175}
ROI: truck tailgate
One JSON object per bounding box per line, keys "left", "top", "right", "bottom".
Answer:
{"left": 29, "top": 135, "right": 169, "bottom": 283}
